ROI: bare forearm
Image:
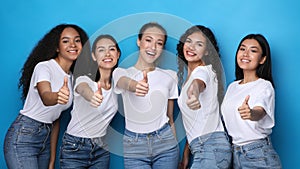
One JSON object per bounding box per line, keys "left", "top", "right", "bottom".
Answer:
{"left": 250, "top": 107, "right": 266, "bottom": 121}
{"left": 117, "top": 77, "right": 138, "bottom": 92}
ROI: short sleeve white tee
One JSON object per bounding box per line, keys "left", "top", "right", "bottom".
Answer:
{"left": 178, "top": 65, "right": 224, "bottom": 143}
{"left": 112, "top": 67, "right": 178, "bottom": 133}
{"left": 20, "top": 59, "right": 73, "bottom": 123}
{"left": 221, "top": 78, "right": 275, "bottom": 145}
{"left": 66, "top": 76, "right": 118, "bottom": 138}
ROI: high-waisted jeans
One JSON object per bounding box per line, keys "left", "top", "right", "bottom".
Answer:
{"left": 189, "top": 131, "right": 232, "bottom": 169}
{"left": 59, "top": 133, "right": 110, "bottom": 169}
{"left": 123, "top": 123, "right": 179, "bottom": 169}
{"left": 232, "top": 136, "right": 282, "bottom": 169}
{"left": 4, "top": 114, "right": 52, "bottom": 169}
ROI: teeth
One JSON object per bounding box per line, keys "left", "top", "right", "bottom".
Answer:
{"left": 241, "top": 59, "right": 250, "bottom": 63}
{"left": 146, "top": 51, "right": 156, "bottom": 56}
{"left": 103, "top": 58, "right": 112, "bottom": 62}
{"left": 187, "top": 51, "right": 195, "bottom": 56}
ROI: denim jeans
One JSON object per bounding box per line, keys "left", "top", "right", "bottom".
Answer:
{"left": 233, "top": 137, "right": 282, "bottom": 169}
{"left": 59, "top": 133, "right": 110, "bottom": 169}
{"left": 4, "top": 114, "right": 52, "bottom": 169}
{"left": 189, "top": 131, "right": 232, "bottom": 169}
{"left": 123, "top": 123, "right": 179, "bottom": 169}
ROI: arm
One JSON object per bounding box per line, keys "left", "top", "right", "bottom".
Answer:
{"left": 179, "top": 141, "right": 190, "bottom": 169}
{"left": 167, "top": 99, "right": 176, "bottom": 137}
{"left": 186, "top": 79, "right": 206, "bottom": 110}
{"left": 37, "top": 77, "right": 70, "bottom": 106}
{"left": 238, "top": 95, "right": 266, "bottom": 121}
{"left": 48, "top": 119, "right": 60, "bottom": 169}
{"left": 116, "top": 71, "right": 149, "bottom": 96}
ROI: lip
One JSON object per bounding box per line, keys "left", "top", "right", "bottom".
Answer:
{"left": 103, "top": 58, "right": 113, "bottom": 62}
{"left": 241, "top": 58, "right": 250, "bottom": 63}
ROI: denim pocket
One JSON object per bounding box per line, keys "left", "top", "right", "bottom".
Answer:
{"left": 62, "top": 140, "right": 80, "bottom": 153}
{"left": 214, "top": 145, "right": 232, "bottom": 169}
{"left": 244, "top": 144, "right": 265, "bottom": 161}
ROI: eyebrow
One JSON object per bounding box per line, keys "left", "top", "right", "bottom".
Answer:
{"left": 96, "top": 45, "right": 116, "bottom": 49}
{"left": 240, "top": 44, "right": 259, "bottom": 49}
{"left": 61, "top": 35, "right": 81, "bottom": 39}
{"left": 186, "top": 37, "right": 204, "bottom": 44}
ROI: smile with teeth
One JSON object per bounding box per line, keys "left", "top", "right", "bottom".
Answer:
{"left": 68, "top": 50, "right": 78, "bottom": 54}
{"left": 186, "top": 51, "right": 196, "bottom": 56}
{"left": 146, "top": 51, "right": 156, "bottom": 56}
{"left": 103, "top": 58, "right": 113, "bottom": 62}
{"left": 241, "top": 59, "right": 250, "bottom": 63}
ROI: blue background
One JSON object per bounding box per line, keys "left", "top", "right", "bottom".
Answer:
{"left": 1, "top": 0, "right": 299, "bottom": 168}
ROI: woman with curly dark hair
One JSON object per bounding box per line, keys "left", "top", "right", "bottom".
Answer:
{"left": 177, "top": 25, "right": 231, "bottom": 169}
{"left": 3, "top": 24, "right": 89, "bottom": 169}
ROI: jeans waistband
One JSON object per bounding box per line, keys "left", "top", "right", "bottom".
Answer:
{"left": 233, "top": 137, "right": 271, "bottom": 152}
{"left": 17, "top": 114, "right": 53, "bottom": 127}
{"left": 124, "top": 123, "right": 170, "bottom": 138}
{"left": 64, "top": 132, "right": 105, "bottom": 147}
{"left": 190, "top": 131, "right": 228, "bottom": 145}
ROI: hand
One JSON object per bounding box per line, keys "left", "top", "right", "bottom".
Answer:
{"left": 135, "top": 70, "right": 149, "bottom": 96}
{"left": 238, "top": 95, "right": 252, "bottom": 120}
{"left": 186, "top": 83, "right": 201, "bottom": 110}
{"left": 57, "top": 76, "right": 70, "bottom": 104}
{"left": 90, "top": 82, "right": 103, "bottom": 107}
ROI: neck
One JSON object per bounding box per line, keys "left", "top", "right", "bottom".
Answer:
{"left": 99, "top": 68, "right": 112, "bottom": 90}
{"left": 187, "top": 60, "right": 204, "bottom": 77}
{"left": 55, "top": 57, "right": 72, "bottom": 74}
{"left": 135, "top": 57, "right": 155, "bottom": 72}
{"left": 241, "top": 70, "right": 259, "bottom": 84}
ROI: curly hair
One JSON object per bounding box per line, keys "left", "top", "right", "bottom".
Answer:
{"left": 176, "top": 25, "right": 225, "bottom": 103}
{"left": 235, "top": 34, "right": 274, "bottom": 87}
{"left": 18, "top": 24, "right": 89, "bottom": 101}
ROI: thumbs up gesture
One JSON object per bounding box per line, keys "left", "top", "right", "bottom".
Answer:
{"left": 135, "top": 70, "right": 149, "bottom": 96}
{"left": 57, "top": 76, "right": 70, "bottom": 105}
{"left": 238, "top": 95, "right": 251, "bottom": 120}
{"left": 90, "top": 82, "right": 103, "bottom": 108}
{"left": 186, "top": 82, "right": 201, "bottom": 110}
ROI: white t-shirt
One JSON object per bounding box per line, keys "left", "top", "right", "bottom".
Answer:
{"left": 221, "top": 78, "right": 275, "bottom": 145}
{"left": 66, "top": 75, "right": 118, "bottom": 138}
{"left": 113, "top": 67, "right": 178, "bottom": 133}
{"left": 20, "top": 59, "right": 73, "bottom": 123}
{"left": 178, "top": 65, "right": 224, "bottom": 143}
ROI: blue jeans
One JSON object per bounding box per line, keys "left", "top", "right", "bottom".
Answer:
{"left": 60, "top": 133, "right": 110, "bottom": 169}
{"left": 189, "top": 131, "right": 232, "bottom": 169}
{"left": 4, "top": 114, "right": 52, "bottom": 169}
{"left": 233, "top": 137, "right": 282, "bottom": 169}
{"left": 123, "top": 123, "right": 179, "bottom": 169}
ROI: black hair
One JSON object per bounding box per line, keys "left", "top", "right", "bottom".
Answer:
{"left": 235, "top": 34, "right": 274, "bottom": 87}
{"left": 18, "top": 24, "right": 89, "bottom": 101}
{"left": 176, "top": 25, "right": 225, "bottom": 103}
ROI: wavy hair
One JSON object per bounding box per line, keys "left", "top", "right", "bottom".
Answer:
{"left": 177, "top": 25, "right": 225, "bottom": 103}
{"left": 18, "top": 24, "right": 89, "bottom": 101}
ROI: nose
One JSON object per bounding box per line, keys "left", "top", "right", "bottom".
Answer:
{"left": 70, "top": 40, "right": 76, "bottom": 47}
{"left": 188, "top": 43, "right": 195, "bottom": 50}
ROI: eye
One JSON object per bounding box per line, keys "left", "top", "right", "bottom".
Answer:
{"left": 62, "top": 40, "right": 69, "bottom": 43}
{"left": 98, "top": 49, "right": 105, "bottom": 52}
{"left": 239, "top": 47, "right": 245, "bottom": 51}
{"left": 157, "top": 42, "right": 163, "bottom": 46}
{"left": 110, "top": 47, "right": 117, "bottom": 51}
{"left": 75, "top": 38, "right": 81, "bottom": 43}
{"left": 185, "top": 39, "right": 192, "bottom": 43}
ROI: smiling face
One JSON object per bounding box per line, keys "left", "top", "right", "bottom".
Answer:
{"left": 57, "top": 27, "right": 82, "bottom": 62}
{"left": 137, "top": 27, "right": 165, "bottom": 64}
{"left": 183, "top": 31, "right": 208, "bottom": 65}
{"left": 92, "top": 38, "right": 120, "bottom": 70}
{"left": 237, "top": 39, "right": 266, "bottom": 72}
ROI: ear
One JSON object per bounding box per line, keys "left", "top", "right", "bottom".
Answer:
{"left": 92, "top": 53, "right": 97, "bottom": 61}
{"left": 117, "top": 51, "right": 120, "bottom": 59}
{"left": 137, "top": 38, "right": 140, "bottom": 47}
{"left": 260, "top": 56, "right": 267, "bottom": 64}
{"left": 205, "top": 50, "right": 209, "bottom": 56}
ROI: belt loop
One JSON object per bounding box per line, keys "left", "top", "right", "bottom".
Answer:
{"left": 135, "top": 133, "right": 138, "bottom": 141}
